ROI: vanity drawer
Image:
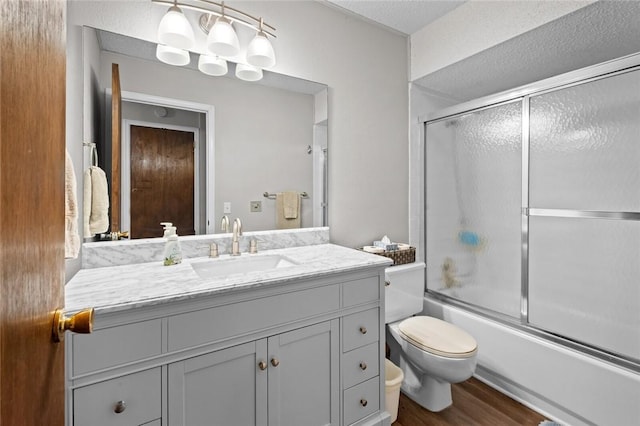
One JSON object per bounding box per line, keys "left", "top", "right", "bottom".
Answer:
{"left": 168, "top": 284, "right": 340, "bottom": 351}
{"left": 343, "top": 342, "right": 379, "bottom": 389}
{"left": 342, "top": 276, "right": 379, "bottom": 307}
{"left": 342, "top": 308, "right": 379, "bottom": 352}
{"left": 73, "top": 368, "right": 161, "bottom": 426}
{"left": 72, "top": 319, "right": 162, "bottom": 376}
{"left": 343, "top": 377, "right": 380, "bottom": 426}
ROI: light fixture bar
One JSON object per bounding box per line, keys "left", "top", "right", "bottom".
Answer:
{"left": 199, "top": 0, "right": 275, "bottom": 32}
{"left": 198, "top": 14, "right": 275, "bottom": 39}
{"left": 151, "top": 0, "right": 276, "bottom": 38}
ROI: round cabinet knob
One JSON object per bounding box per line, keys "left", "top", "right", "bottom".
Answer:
{"left": 359, "top": 362, "right": 367, "bottom": 371}
{"left": 114, "top": 400, "right": 126, "bottom": 414}
{"left": 360, "top": 399, "right": 368, "bottom": 407}
{"left": 258, "top": 361, "right": 267, "bottom": 371}
{"left": 271, "top": 358, "right": 280, "bottom": 367}
{"left": 359, "top": 326, "right": 367, "bottom": 335}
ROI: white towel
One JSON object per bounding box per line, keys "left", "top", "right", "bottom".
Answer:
{"left": 276, "top": 191, "right": 301, "bottom": 229}
{"left": 83, "top": 166, "right": 109, "bottom": 237}
{"left": 65, "top": 151, "right": 80, "bottom": 259}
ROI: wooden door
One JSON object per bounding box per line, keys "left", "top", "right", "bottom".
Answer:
{"left": 167, "top": 341, "right": 268, "bottom": 426}
{"left": 130, "top": 125, "right": 196, "bottom": 238}
{"left": 0, "top": 0, "right": 66, "bottom": 424}
{"left": 267, "top": 320, "right": 340, "bottom": 426}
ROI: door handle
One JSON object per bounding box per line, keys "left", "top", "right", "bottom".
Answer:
{"left": 52, "top": 308, "right": 94, "bottom": 342}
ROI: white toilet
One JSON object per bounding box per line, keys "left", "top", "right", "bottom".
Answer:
{"left": 384, "top": 262, "right": 478, "bottom": 412}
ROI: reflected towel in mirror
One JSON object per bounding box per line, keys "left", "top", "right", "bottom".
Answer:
{"left": 276, "top": 191, "right": 301, "bottom": 229}
{"left": 83, "top": 166, "right": 109, "bottom": 237}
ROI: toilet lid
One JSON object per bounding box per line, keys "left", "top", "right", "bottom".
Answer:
{"left": 398, "top": 316, "right": 477, "bottom": 359}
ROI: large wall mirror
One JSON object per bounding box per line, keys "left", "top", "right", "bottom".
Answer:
{"left": 83, "top": 27, "right": 328, "bottom": 240}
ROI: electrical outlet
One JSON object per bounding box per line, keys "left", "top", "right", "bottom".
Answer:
{"left": 223, "top": 202, "right": 231, "bottom": 214}
{"left": 250, "top": 201, "right": 262, "bottom": 212}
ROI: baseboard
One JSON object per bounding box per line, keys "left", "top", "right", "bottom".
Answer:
{"left": 474, "top": 365, "right": 594, "bottom": 426}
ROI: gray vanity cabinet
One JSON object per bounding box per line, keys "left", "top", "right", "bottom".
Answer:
{"left": 67, "top": 267, "right": 389, "bottom": 426}
{"left": 167, "top": 320, "right": 339, "bottom": 426}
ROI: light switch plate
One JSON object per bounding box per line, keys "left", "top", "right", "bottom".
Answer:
{"left": 223, "top": 202, "right": 231, "bottom": 214}
{"left": 250, "top": 201, "right": 262, "bottom": 212}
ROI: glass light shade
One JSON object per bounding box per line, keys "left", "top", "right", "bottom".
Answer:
{"left": 198, "top": 54, "right": 228, "bottom": 76}
{"left": 246, "top": 32, "right": 276, "bottom": 68}
{"left": 206, "top": 17, "right": 240, "bottom": 57}
{"left": 235, "top": 63, "right": 263, "bottom": 82}
{"left": 156, "top": 44, "right": 190, "bottom": 66}
{"left": 157, "top": 6, "right": 195, "bottom": 50}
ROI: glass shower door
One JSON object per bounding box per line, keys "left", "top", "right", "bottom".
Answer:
{"left": 425, "top": 101, "right": 523, "bottom": 318}
{"left": 528, "top": 69, "right": 640, "bottom": 360}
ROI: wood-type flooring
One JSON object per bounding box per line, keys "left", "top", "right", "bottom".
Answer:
{"left": 394, "top": 377, "right": 547, "bottom": 426}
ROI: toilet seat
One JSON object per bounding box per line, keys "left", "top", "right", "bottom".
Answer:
{"left": 398, "top": 316, "right": 477, "bottom": 359}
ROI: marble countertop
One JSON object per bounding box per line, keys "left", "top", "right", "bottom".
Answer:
{"left": 66, "top": 244, "right": 392, "bottom": 315}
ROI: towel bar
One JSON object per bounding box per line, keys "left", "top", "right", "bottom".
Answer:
{"left": 263, "top": 191, "right": 308, "bottom": 199}
{"left": 83, "top": 142, "right": 99, "bottom": 167}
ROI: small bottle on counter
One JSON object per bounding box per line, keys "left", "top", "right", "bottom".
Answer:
{"left": 161, "top": 223, "right": 182, "bottom": 266}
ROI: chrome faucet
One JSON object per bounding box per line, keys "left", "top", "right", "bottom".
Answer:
{"left": 220, "top": 215, "right": 230, "bottom": 233}
{"left": 231, "top": 218, "right": 243, "bottom": 256}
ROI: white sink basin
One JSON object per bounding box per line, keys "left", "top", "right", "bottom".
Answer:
{"left": 191, "top": 254, "right": 298, "bottom": 279}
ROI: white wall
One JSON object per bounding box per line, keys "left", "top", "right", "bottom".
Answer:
{"left": 66, "top": 25, "right": 102, "bottom": 279}
{"left": 66, "top": 0, "right": 409, "bottom": 265}
{"left": 410, "top": 0, "right": 595, "bottom": 81}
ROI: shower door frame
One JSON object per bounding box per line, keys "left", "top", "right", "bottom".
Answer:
{"left": 421, "top": 51, "right": 640, "bottom": 373}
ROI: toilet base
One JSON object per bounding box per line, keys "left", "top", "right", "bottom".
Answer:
{"left": 401, "top": 374, "right": 453, "bottom": 412}
{"left": 386, "top": 320, "right": 477, "bottom": 413}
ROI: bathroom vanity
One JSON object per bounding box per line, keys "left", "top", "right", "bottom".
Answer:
{"left": 65, "top": 243, "right": 392, "bottom": 426}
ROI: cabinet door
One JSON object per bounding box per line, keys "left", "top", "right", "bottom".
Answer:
{"left": 267, "top": 320, "right": 339, "bottom": 426}
{"left": 167, "top": 341, "right": 267, "bottom": 426}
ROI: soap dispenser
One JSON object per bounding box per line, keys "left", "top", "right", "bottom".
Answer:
{"left": 161, "top": 223, "right": 183, "bottom": 266}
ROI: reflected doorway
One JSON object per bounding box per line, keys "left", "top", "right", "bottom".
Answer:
{"left": 129, "top": 125, "right": 197, "bottom": 238}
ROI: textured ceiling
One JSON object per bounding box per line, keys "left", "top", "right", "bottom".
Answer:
{"left": 414, "top": 1, "right": 640, "bottom": 101}
{"left": 325, "top": 0, "right": 465, "bottom": 35}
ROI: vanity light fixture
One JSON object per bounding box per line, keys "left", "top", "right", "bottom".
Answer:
{"left": 156, "top": 43, "right": 191, "bottom": 66}
{"left": 246, "top": 18, "right": 276, "bottom": 68}
{"left": 198, "top": 54, "right": 228, "bottom": 76}
{"left": 235, "top": 63, "right": 263, "bottom": 82}
{"left": 151, "top": 0, "right": 276, "bottom": 81}
{"left": 206, "top": 3, "right": 240, "bottom": 57}
{"left": 157, "top": 2, "right": 195, "bottom": 50}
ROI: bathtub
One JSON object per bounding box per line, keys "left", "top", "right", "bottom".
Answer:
{"left": 422, "top": 292, "right": 640, "bottom": 425}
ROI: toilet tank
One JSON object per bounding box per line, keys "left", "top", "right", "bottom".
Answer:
{"left": 384, "top": 262, "right": 426, "bottom": 323}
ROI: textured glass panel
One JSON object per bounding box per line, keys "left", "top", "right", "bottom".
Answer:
{"left": 530, "top": 69, "right": 640, "bottom": 211}
{"left": 425, "top": 102, "right": 522, "bottom": 317}
{"left": 529, "top": 216, "right": 640, "bottom": 359}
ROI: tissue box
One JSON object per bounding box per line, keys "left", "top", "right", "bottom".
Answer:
{"left": 373, "top": 241, "right": 398, "bottom": 251}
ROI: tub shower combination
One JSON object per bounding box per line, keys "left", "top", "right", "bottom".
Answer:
{"left": 421, "top": 54, "right": 640, "bottom": 424}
